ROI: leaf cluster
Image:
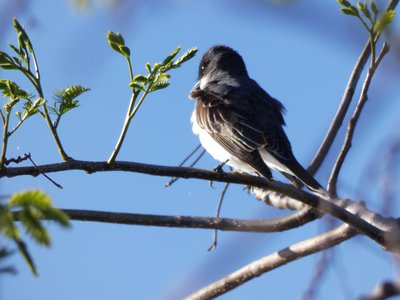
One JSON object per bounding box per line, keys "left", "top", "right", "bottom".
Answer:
{"left": 0, "top": 190, "right": 70, "bottom": 275}
{"left": 129, "top": 46, "right": 198, "bottom": 94}
{"left": 50, "top": 85, "right": 90, "bottom": 128}
{"left": 338, "top": 1, "right": 395, "bottom": 35}
{"left": 106, "top": 31, "right": 198, "bottom": 164}
{"left": 0, "top": 18, "right": 90, "bottom": 165}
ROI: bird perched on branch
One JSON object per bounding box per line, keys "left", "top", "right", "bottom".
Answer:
{"left": 189, "top": 45, "right": 324, "bottom": 194}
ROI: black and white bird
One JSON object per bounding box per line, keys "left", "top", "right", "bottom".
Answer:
{"left": 189, "top": 45, "right": 323, "bottom": 193}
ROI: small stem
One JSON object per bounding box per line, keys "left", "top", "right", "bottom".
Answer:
{"left": 0, "top": 110, "right": 5, "bottom": 125}
{"left": 1, "top": 111, "right": 11, "bottom": 169}
{"left": 369, "top": 31, "right": 376, "bottom": 68}
{"left": 107, "top": 92, "right": 139, "bottom": 164}
{"left": 327, "top": 43, "right": 390, "bottom": 195}
{"left": 129, "top": 89, "right": 149, "bottom": 119}
{"left": 28, "top": 48, "right": 70, "bottom": 161}
{"left": 8, "top": 118, "right": 24, "bottom": 136}
{"left": 108, "top": 66, "right": 158, "bottom": 165}
{"left": 41, "top": 101, "right": 70, "bottom": 161}
{"left": 126, "top": 56, "right": 134, "bottom": 82}
{"left": 53, "top": 113, "right": 62, "bottom": 129}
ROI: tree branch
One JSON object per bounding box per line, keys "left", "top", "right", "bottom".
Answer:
{"left": 185, "top": 224, "right": 357, "bottom": 300}
{"left": 3, "top": 160, "right": 400, "bottom": 252}
{"left": 59, "top": 208, "right": 321, "bottom": 233}
{"left": 307, "top": 40, "right": 370, "bottom": 175}
{"left": 328, "top": 43, "right": 390, "bottom": 195}
{"left": 308, "top": 0, "right": 399, "bottom": 175}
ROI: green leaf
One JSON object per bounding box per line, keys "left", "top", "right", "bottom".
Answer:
{"left": 131, "top": 75, "right": 149, "bottom": 84}
{"left": 39, "top": 207, "right": 70, "bottom": 228}
{"left": 53, "top": 85, "right": 89, "bottom": 116}
{"left": 129, "top": 82, "right": 146, "bottom": 92}
{"left": 154, "top": 73, "right": 170, "bottom": 82}
{"left": 370, "top": 1, "right": 379, "bottom": 16}
{"left": 171, "top": 47, "right": 198, "bottom": 69}
{"left": 23, "top": 97, "right": 45, "bottom": 118}
{"left": 162, "top": 46, "right": 181, "bottom": 65}
{"left": 0, "top": 80, "right": 30, "bottom": 101}
{"left": 149, "top": 81, "right": 170, "bottom": 92}
{"left": 0, "top": 63, "right": 17, "bottom": 70}
{"left": 340, "top": 7, "right": 360, "bottom": 16}
{"left": 145, "top": 63, "right": 152, "bottom": 73}
{"left": 153, "top": 63, "right": 161, "bottom": 71}
{"left": 107, "top": 31, "right": 130, "bottom": 57}
{"left": 119, "top": 45, "right": 131, "bottom": 57}
{"left": 0, "top": 80, "right": 31, "bottom": 111}
{"left": 358, "top": 2, "right": 371, "bottom": 20}
{"left": 13, "top": 237, "right": 38, "bottom": 276}
{"left": 4, "top": 98, "right": 20, "bottom": 112}
{"left": 9, "top": 190, "right": 53, "bottom": 209}
{"left": 337, "top": 0, "right": 352, "bottom": 8}
{"left": 12, "top": 56, "right": 23, "bottom": 67}
{"left": 56, "top": 85, "right": 90, "bottom": 103}
{"left": 0, "top": 205, "right": 19, "bottom": 239}
{"left": 374, "top": 10, "right": 395, "bottom": 34}
{"left": 0, "top": 51, "right": 13, "bottom": 64}
{"left": 9, "top": 44, "right": 23, "bottom": 58}
{"left": 13, "top": 18, "right": 33, "bottom": 53}
{"left": 19, "top": 207, "right": 50, "bottom": 246}
{"left": 107, "top": 31, "right": 125, "bottom": 46}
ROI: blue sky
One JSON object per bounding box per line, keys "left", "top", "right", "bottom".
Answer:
{"left": 1, "top": 0, "right": 400, "bottom": 299}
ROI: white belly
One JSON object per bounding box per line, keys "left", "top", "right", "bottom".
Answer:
{"left": 191, "top": 110, "right": 256, "bottom": 174}
{"left": 191, "top": 108, "right": 293, "bottom": 176}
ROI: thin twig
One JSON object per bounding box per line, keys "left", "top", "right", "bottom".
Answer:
{"left": 328, "top": 43, "right": 390, "bottom": 196}
{"left": 27, "top": 156, "right": 63, "bottom": 189}
{"left": 208, "top": 182, "right": 230, "bottom": 251}
{"left": 4, "top": 153, "right": 31, "bottom": 166}
{"left": 165, "top": 144, "right": 204, "bottom": 187}
{"left": 307, "top": 40, "right": 371, "bottom": 175}
{"left": 185, "top": 224, "right": 357, "bottom": 300}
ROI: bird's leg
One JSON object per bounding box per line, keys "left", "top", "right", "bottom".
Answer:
{"left": 213, "top": 159, "right": 229, "bottom": 173}
{"left": 209, "top": 161, "right": 230, "bottom": 188}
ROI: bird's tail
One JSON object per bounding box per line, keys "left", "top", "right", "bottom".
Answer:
{"left": 284, "top": 159, "right": 325, "bottom": 194}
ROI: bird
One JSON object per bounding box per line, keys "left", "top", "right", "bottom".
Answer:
{"left": 189, "top": 45, "right": 324, "bottom": 194}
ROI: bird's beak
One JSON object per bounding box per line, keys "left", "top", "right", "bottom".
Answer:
{"left": 189, "top": 81, "right": 201, "bottom": 100}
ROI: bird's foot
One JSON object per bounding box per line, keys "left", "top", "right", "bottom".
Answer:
{"left": 213, "top": 159, "right": 229, "bottom": 173}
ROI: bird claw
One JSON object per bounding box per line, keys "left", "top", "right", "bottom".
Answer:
{"left": 213, "top": 159, "right": 229, "bottom": 173}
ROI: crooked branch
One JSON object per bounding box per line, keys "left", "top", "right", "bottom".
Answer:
{"left": 185, "top": 224, "right": 356, "bottom": 300}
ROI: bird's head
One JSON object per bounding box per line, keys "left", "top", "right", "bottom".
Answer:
{"left": 189, "top": 45, "right": 248, "bottom": 99}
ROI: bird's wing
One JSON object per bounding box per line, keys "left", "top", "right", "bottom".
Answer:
{"left": 199, "top": 80, "right": 294, "bottom": 163}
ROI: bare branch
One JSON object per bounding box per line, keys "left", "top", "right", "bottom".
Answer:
{"left": 59, "top": 208, "right": 319, "bottom": 233}
{"left": 328, "top": 43, "right": 390, "bottom": 195}
{"left": 308, "top": 0, "right": 399, "bottom": 175}
{"left": 208, "top": 182, "right": 230, "bottom": 251}
{"left": 3, "top": 160, "right": 400, "bottom": 252}
{"left": 308, "top": 40, "right": 370, "bottom": 175}
{"left": 185, "top": 224, "right": 356, "bottom": 300}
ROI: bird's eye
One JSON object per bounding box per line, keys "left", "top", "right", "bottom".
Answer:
{"left": 200, "top": 65, "right": 205, "bottom": 74}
